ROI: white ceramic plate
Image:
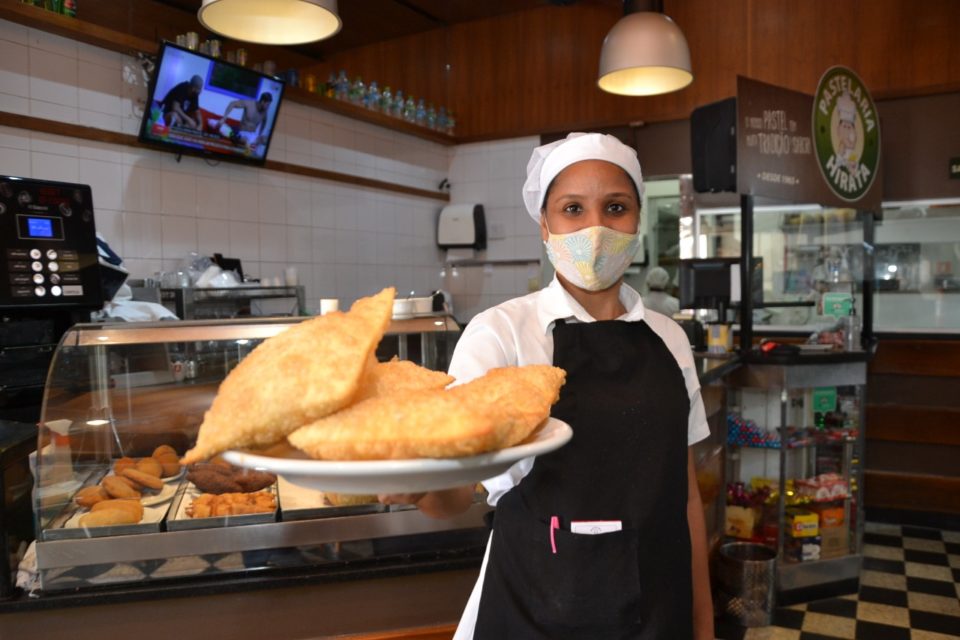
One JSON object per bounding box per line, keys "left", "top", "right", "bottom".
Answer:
{"left": 141, "top": 479, "right": 178, "bottom": 506}
{"left": 222, "top": 417, "right": 572, "bottom": 494}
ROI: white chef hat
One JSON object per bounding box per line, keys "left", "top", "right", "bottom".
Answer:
{"left": 645, "top": 266, "right": 670, "bottom": 290}
{"left": 522, "top": 132, "right": 644, "bottom": 224}
{"left": 837, "top": 92, "right": 856, "bottom": 124}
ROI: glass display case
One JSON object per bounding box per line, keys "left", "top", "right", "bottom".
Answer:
{"left": 723, "top": 361, "right": 866, "bottom": 602}
{"left": 690, "top": 197, "right": 960, "bottom": 334}
{"left": 31, "top": 315, "right": 487, "bottom": 593}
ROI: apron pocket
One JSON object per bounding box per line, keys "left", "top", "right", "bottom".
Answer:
{"left": 534, "top": 527, "right": 643, "bottom": 630}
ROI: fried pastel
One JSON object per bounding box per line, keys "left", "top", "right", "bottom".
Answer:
{"left": 182, "top": 288, "right": 395, "bottom": 464}
{"left": 451, "top": 365, "right": 566, "bottom": 448}
{"left": 353, "top": 357, "right": 454, "bottom": 403}
{"left": 288, "top": 390, "right": 500, "bottom": 460}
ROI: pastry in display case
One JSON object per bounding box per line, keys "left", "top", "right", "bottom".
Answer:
{"left": 31, "top": 310, "right": 489, "bottom": 593}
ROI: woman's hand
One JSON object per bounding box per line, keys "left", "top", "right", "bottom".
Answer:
{"left": 378, "top": 493, "right": 427, "bottom": 507}
{"left": 379, "top": 486, "right": 475, "bottom": 519}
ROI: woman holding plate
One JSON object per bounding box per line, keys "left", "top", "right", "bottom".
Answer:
{"left": 381, "top": 133, "right": 713, "bottom": 640}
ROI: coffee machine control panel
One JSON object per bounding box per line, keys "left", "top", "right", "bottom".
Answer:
{"left": 0, "top": 176, "right": 103, "bottom": 310}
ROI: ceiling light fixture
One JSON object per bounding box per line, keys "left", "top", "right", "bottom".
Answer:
{"left": 198, "top": 0, "right": 341, "bottom": 46}
{"left": 598, "top": 0, "right": 693, "bottom": 96}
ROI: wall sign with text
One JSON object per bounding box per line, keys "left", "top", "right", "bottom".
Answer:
{"left": 736, "top": 70, "right": 882, "bottom": 209}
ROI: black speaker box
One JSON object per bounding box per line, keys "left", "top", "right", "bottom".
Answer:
{"left": 690, "top": 97, "right": 737, "bottom": 193}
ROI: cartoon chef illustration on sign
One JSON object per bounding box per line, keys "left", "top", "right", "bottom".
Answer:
{"left": 833, "top": 91, "right": 861, "bottom": 175}
{"left": 813, "top": 66, "right": 880, "bottom": 202}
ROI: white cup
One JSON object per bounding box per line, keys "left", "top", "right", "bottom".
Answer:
{"left": 319, "top": 298, "right": 339, "bottom": 315}
{"left": 284, "top": 266, "right": 298, "bottom": 287}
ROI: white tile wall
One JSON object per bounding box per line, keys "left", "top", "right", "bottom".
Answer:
{"left": 0, "top": 19, "right": 547, "bottom": 320}
{"left": 445, "top": 137, "right": 543, "bottom": 321}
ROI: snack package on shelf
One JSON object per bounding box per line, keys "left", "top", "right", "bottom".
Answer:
{"left": 796, "top": 473, "right": 849, "bottom": 502}
{"left": 785, "top": 507, "right": 819, "bottom": 538}
{"left": 784, "top": 535, "right": 821, "bottom": 563}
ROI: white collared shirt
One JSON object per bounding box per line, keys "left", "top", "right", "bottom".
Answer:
{"left": 448, "top": 276, "right": 710, "bottom": 506}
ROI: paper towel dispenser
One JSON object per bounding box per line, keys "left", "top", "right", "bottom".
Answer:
{"left": 437, "top": 204, "right": 486, "bottom": 250}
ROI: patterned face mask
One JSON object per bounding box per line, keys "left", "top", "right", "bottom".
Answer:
{"left": 544, "top": 223, "right": 641, "bottom": 291}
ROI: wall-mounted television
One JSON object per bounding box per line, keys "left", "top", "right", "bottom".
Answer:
{"left": 138, "top": 41, "right": 285, "bottom": 166}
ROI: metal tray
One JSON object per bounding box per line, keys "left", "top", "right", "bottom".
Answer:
{"left": 166, "top": 482, "right": 278, "bottom": 531}
{"left": 42, "top": 472, "right": 182, "bottom": 541}
{"left": 276, "top": 476, "right": 386, "bottom": 521}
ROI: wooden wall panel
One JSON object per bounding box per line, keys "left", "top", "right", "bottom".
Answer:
{"left": 865, "top": 471, "right": 960, "bottom": 513}
{"left": 316, "top": 0, "right": 960, "bottom": 140}
{"left": 869, "top": 340, "right": 960, "bottom": 377}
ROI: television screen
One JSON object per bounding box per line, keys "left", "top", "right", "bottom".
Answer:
{"left": 138, "top": 41, "right": 285, "bottom": 165}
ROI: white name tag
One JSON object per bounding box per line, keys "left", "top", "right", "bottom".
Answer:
{"left": 570, "top": 520, "right": 622, "bottom": 535}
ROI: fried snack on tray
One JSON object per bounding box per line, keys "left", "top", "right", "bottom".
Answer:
{"left": 187, "top": 491, "right": 276, "bottom": 518}
{"left": 288, "top": 365, "right": 566, "bottom": 460}
{"left": 121, "top": 467, "right": 164, "bottom": 490}
{"left": 102, "top": 475, "right": 141, "bottom": 499}
{"left": 352, "top": 357, "right": 454, "bottom": 403}
{"left": 75, "top": 485, "right": 108, "bottom": 508}
{"left": 92, "top": 499, "right": 144, "bottom": 521}
{"left": 186, "top": 462, "right": 276, "bottom": 494}
{"left": 79, "top": 508, "right": 140, "bottom": 528}
{"left": 325, "top": 492, "right": 377, "bottom": 507}
{"left": 181, "top": 288, "right": 395, "bottom": 464}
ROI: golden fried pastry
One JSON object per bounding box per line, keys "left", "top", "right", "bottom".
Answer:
{"left": 102, "top": 475, "right": 141, "bottom": 499}
{"left": 75, "top": 485, "right": 108, "bottom": 508}
{"left": 152, "top": 446, "right": 182, "bottom": 477}
{"left": 450, "top": 365, "right": 566, "bottom": 448}
{"left": 92, "top": 499, "right": 144, "bottom": 521}
{"left": 182, "top": 287, "right": 395, "bottom": 464}
{"left": 289, "top": 390, "right": 500, "bottom": 460}
{"left": 121, "top": 467, "right": 164, "bottom": 491}
{"left": 152, "top": 444, "right": 177, "bottom": 458}
{"left": 113, "top": 457, "right": 137, "bottom": 475}
{"left": 186, "top": 491, "right": 276, "bottom": 518}
{"left": 79, "top": 508, "right": 140, "bottom": 528}
{"left": 352, "top": 357, "right": 454, "bottom": 403}
{"left": 325, "top": 492, "right": 377, "bottom": 507}
{"left": 288, "top": 365, "right": 565, "bottom": 461}
{"left": 135, "top": 457, "right": 163, "bottom": 478}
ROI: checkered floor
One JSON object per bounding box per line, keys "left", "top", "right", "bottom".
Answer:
{"left": 716, "top": 522, "right": 960, "bottom": 639}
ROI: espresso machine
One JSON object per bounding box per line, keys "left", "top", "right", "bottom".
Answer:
{"left": 0, "top": 175, "right": 106, "bottom": 598}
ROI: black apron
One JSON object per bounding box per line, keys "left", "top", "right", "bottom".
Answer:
{"left": 473, "top": 319, "right": 693, "bottom": 639}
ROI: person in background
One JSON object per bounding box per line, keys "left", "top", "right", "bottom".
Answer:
{"left": 213, "top": 92, "right": 274, "bottom": 153}
{"left": 644, "top": 266, "right": 680, "bottom": 317}
{"left": 382, "top": 133, "right": 714, "bottom": 639}
{"left": 161, "top": 75, "right": 203, "bottom": 130}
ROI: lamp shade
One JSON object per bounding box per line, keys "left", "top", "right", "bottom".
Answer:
{"left": 198, "top": 0, "right": 341, "bottom": 45}
{"left": 598, "top": 12, "right": 693, "bottom": 96}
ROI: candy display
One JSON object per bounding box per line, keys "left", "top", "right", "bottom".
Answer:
{"left": 726, "top": 413, "right": 781, "bottom": 448}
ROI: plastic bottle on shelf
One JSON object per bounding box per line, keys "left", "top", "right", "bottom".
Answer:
{"left": 349, "top": 76, "right": 365, "bottom": 105}
{"left": 325, "top": 72, "right": 337, "bottom": 98}
{"left": 391, "top": 90, "right": 405, "bottom": 118}
{"left": 844, "top": 306, "right": 861, "bottom": 351}
{"left": 365, "top": 81, "right": 380, "bottom": 110}
{"left": 437, "top": 106, "right": 448, "bottom": 132}
{"left": 426, "top": 103, "right": 437, "bottom": 129}
{"left": 415, "top": 98, "right": 427, "bottom": 126}
{"left": 446, "top": 110, "right": 456, "bottom": 135}
{"left": 335, "top": 70, "right": 349, "bottom": 100}
{"left": 380, "top": 86, "right": 392, "bottom": 112}
{"left": 403, "top": 96, "right": 416, "bottom": 122}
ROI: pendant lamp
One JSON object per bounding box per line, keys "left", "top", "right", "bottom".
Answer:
{"left": 198, "top": 0, "right": 341, "bottom": 45}
{"left": 597, "top": 8, "right": 693, "bottom": 96}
